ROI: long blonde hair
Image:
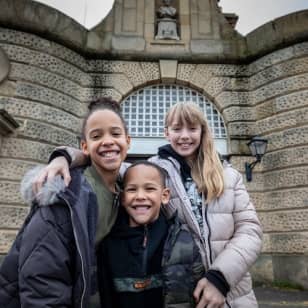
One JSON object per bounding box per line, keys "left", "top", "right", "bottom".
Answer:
{"left": 165, "top": 102, "right": 224, "bottom": 201}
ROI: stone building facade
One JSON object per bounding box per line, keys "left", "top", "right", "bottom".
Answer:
{"left": 0, "top": 0, "right": 308, "bottom": 289}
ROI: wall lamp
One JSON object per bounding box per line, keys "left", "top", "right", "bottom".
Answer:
{"left": 245, "top": 136, "right": 268, "bottom": 182}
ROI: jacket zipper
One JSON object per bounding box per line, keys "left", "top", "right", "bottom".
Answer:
{"left": 61, "top": 197, "right": 86, "bottom": 308}
{"left": 142, "top": 225, "right": 148, "bottom": 275}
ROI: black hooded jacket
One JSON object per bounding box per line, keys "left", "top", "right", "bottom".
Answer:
{"left": 97, "top": 208, "right": 204, "bottom": 308}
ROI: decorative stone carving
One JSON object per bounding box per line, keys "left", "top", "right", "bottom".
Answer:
{"left": 155, "top": 0, "right": 179, "bottom": 40}
{"left": 0, "top": 47, "right": 10, "bottom": 84}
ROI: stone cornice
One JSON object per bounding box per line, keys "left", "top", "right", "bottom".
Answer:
{"left": 0, "top": 0, "right": 307, "bottom": 63}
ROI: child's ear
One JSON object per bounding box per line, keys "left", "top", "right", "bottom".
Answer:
{"left": 161, "top": 188, "right": 170, "bottom": 205}
{"left": 81, "top": 140, "right": 89, "bottom": 155}
{"left": 126, "top": 135, "right": 131, "bottom": 148}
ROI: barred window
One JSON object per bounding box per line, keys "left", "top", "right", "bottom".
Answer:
{"left": 122, "top": 84, "right": 227, "bottom": 138}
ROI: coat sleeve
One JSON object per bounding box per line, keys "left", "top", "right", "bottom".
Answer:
{"left": 18, "top": 206, "right": 75, "bottom": 308}
{"left": 210, "top": 169, "right": 263, "bottom": 288}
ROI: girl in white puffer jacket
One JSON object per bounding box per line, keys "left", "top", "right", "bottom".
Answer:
{"left": 149, "top": 102, "right": 262, "bottom": 308}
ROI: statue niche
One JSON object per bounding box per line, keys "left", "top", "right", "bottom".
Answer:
{"left": 155, "top": 0, "right": 179, "bottom": 40}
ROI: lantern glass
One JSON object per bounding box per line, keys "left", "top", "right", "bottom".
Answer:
{"left": 248, "top": 137, "right": 268, "bottom": 158}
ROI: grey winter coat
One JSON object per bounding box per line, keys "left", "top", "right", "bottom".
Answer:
{"left": 0, "top": 167, "right": 98, "bottom": 308}
{"left": 149, "top": 155, "right": 263, "bottom": 308}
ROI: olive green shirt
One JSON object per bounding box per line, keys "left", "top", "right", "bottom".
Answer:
{"left": 84, "top": 166, "right": 120, "bottom": 245}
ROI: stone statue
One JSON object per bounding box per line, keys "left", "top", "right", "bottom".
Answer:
{"left": 155, "top": 0, "right": 179, "bottom": 40}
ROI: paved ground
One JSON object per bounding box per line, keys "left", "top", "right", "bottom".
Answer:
{"left": 255, "top": 286, "right": 308, "bottom": 307}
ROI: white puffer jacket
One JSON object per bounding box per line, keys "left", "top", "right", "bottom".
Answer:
{"left": 149, "top": 156, "right": 263, "bottom": 308}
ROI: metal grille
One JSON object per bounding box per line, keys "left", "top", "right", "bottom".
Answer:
{"left": 122, "top": 84, "right": 227, "bottom": 138}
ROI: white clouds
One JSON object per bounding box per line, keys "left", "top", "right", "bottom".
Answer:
{"left": 36, "top": 0, "right": 308, "bottom": 34}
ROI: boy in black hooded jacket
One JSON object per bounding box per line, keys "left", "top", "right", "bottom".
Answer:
{"left": 98, "top": 161, "right": 204, "bottom": 308}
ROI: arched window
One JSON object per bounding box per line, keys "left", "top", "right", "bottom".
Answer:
{"left": 122, "top": 84, "right": 227, "bottom": 155}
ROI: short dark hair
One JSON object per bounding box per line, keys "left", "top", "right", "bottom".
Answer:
{"left": 81, "top": 97, "right": 127, "bottom": 140}
{"left": 123, "top": 160, "right": 167, "bottom": 187}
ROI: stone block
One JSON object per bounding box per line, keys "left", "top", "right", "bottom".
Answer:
{"left": 123, "top": 8, "right": 137, "bottom": 33}
{"left": 257, "top": 107, "right": 308, "bottom": 135}
{"left": 16, "top": 119, "right": 79, "bottom": 147}
{"left": 10, "top": 63, "right": 84, "bottom": 101}
{"left": 0, "top": 43, "right": 90, "bottom": 86}
{"left": 269, "top": 232, "right": 308, "bottom": 254}
{"left": 273, "top": 255, "right": 308, "bottom": 289}
{"left": 120, "top": 62, "right": 147, "bottom": 87}
{"left": 0, "top": 80, "right": 16, "bottom": 97}
{"left": 251, "top": 73, "right": 308, "bottom": 105}
{"left": 250, "top": 57, "right": 308, "bottom": 90}
{"left": 262, "top": 234, "right": 271, "bottom": 252}
{"left": 0, "top": 230, "right": 18, "bottom": 254}
{"left": 140, "top": 62, "right": 160, "bottom": 82}
{"left": 222, "top": 106, "right": 255, "bottom": 122}
{"left": 111, "top": 36, "right": 145, "bottom": 52}
{"left": 0, "top": 138, "right": 55, "bottom": 162}
{"left": 216, "top": 92, "right": 251, "bottom": 111}
{"left": 294, "top": 42, "right": 308, "bottom": 58}
{"left": 264, "top": 166, "right": 308, "bottom": 190}
{"left": 247, "top": 44, "right": 295, "bottom": 75}
{"left": 265, "top": 126, "right": 308, "bottom": 152}
{"left": 251, "top": 255, "right": 274, "bottom": 283}
{"left": 273, "top": 89, "right": 308, "bottom": 113}
{"left": 13, "top": 82, "right": 86, "bottom": 117}
{"left": 0, "top": 46, "right": 10, "bottom": 84}
{"left": 177, "top": 64, "right": 196, "bottom": 84}
{"left": 251, "top": 188, "right": 308, "bottom": 211}
{"left": 227, "top": 122, "right": 256, "bottom": 137}
{"left": 0, "top": 205, "right": 29, "bottom": 229}
{"left": 159, "top": 60, "right": 178, "bottom": 83}
{"left": 0, "top": 28, "right": 87, "bottom": 71}
{"left": 84, "top": 88, "right": 122, "bottom": 102}
{"left": 204, "top": 77, "right": 232, "bottom": 98}
{"left": 263, "top": 146, "right": 308, "bottom": 170}
{"left": 259, "top": 209, "right": 308, "bottom": 233}
{"left": 90, "top": 74, "right": 133, "bottom": 95}
{"left": 0, "top": 159, "right": 37, "bottom": 181}
{"left": 191, "top": 40, "right": 223, "bottom": 54}
{"left": 3, "top": 98, "right": 82, "bottom": 133}
{"left": 0, "top": 181, "right": 23, "bottom": 204}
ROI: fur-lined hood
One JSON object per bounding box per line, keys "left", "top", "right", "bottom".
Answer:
{"left": 20, "top": 165, "right": 66, "bottom": 207}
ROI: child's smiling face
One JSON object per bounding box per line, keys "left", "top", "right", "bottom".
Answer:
{"left": 81, "top": 109, "right": 130, "bottom": 175}
{"left": 165, "top": 120, "right": 202, "bottom": 161}
{"left": 122, "top": 164, "right": 170, "bottom": 227}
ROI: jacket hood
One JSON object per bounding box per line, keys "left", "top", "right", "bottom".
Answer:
{"left": 20, "top": 165, "right": 66, "bottom": 207}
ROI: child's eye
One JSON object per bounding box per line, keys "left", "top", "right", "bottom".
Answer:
{"left": 146, "top": 187, "right": 156, "bottom": 191}
{"left": 125, "top": 188, "right": 136, "bottom": 192}
{"left": 91, "top": 135, "right": 100, "bottom": 140}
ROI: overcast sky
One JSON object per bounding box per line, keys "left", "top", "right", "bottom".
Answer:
{"left": 36, "top": 0, "right": 308, "bottom": 35}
